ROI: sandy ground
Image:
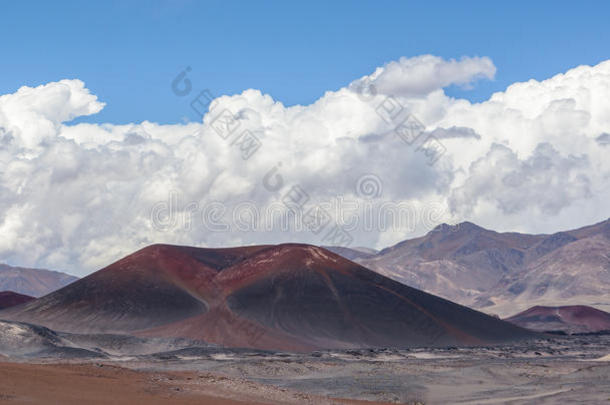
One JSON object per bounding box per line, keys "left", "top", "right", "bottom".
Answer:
{"left": 0, "top": 362, "right": 395, "bottom": 405}
{"left": 0, "top": 362, "right": 261, "bottom": 405}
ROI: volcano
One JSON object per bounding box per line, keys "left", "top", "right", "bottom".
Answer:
{"left": 0, "top": 291, "right": 34, "bottom": 310}
{"left": 505, "top": 305, "right": 610, "bottom": 334}
{"left": 0, "top": 243, "right": 536, "bottom": 351}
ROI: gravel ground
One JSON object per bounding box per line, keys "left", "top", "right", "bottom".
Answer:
{"left": 2, "top": 324, "right": 610, "bottom": 404}
{"left": 117, "top": 335, "right": 610, "bottom": 404}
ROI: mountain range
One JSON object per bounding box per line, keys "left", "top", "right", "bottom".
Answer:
{"left": 0, "top": 243, "right": 535, "bottom": 351}
{"left": 2, "top": 218, "right": 609, "bottom": 351}
{"left": 0, "top": 263, "right": 78, "bottom": 297}
{"left": 335, "top": 219, "right": 610, "bottom": 317}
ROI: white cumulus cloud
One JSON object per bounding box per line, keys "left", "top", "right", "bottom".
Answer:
{"left": 350, "top": 55, "right": 496, "bottom": 97}
{"left": 0, "top": 55, "right": 609, "bottom": 275}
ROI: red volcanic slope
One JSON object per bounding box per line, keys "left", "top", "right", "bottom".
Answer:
{"left": 0, "top": 291, "right": 35, "bottom": 310}
{"left": 0, "top": 244, "right": 536, "bottom": 351}
{"left": 505, "top": 305, "right": 610, "bottom": 334}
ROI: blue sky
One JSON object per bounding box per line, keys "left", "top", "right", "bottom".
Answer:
{"left": 1, "top": 1, "right": 608, "bottom": 124}
{"left": 2, "top": 0, "right": 610, "bottom": 272}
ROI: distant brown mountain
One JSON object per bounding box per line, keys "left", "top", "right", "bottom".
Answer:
{"left": 323, "top": 246, "right": 378, "bottom": 261}
{"left": 0, "top": 291, "right": 34, "bottom": 310}
{"left": 505, "top": 305, "right": 610, "bottom": 334}
{"left": 0, "top": 243, "right": 535, "bottom": 351}
{"left": 0, "top": 264, "right": 78, "bottom": 297}
{"left": 348, "top": 219, "right": 610, "bottom": 317}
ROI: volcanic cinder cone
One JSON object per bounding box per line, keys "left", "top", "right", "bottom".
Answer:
{"left": 0, "top": 244, "right": 537, "bottom": 351}
{"left": 0, "top": 291, "right": 35, "bottom": 310}
{"left": 505, "top": 305, "right": 610, "bottom": 334}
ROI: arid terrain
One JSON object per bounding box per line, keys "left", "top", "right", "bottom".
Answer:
{"left": 344, "top": 219, "right": 610, "bottom": 317}
{"left": 1, "top": 232, "right": 609, "bottom": 404}
{"left": 1, "top": 335, "right": 609, "bottom": 404}
{"left": 0, "top": 264, "right": 78, "bottom": 297}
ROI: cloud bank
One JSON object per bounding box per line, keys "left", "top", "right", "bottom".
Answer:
{"left": 1, "top": 55, "right": 609, "bottom": 275}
